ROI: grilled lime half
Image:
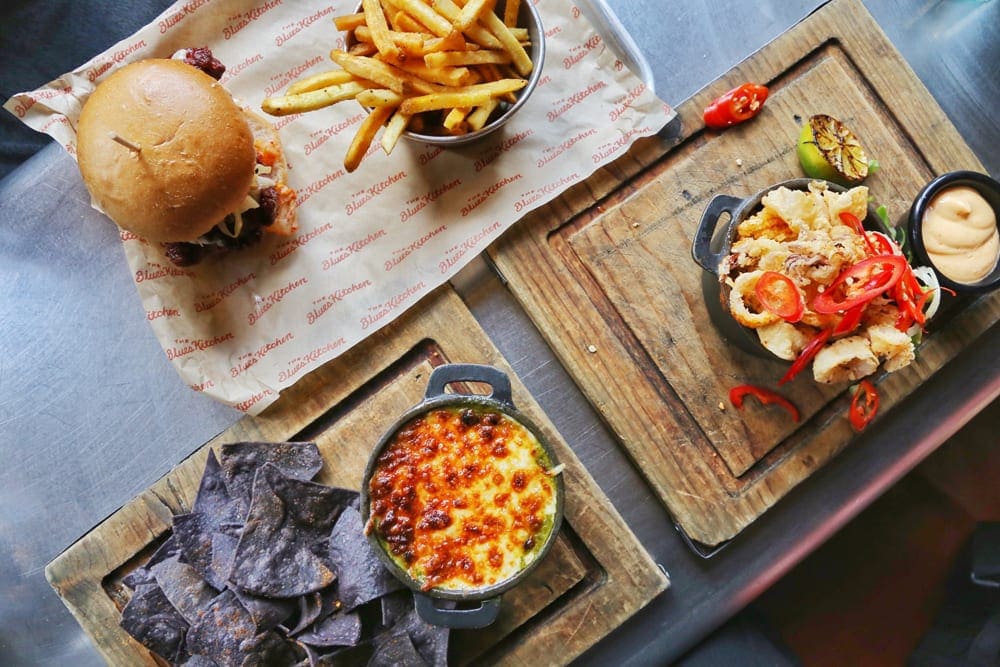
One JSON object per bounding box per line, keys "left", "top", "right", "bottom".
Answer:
{"left": 797, "top": 114, "right": 870, "bottom": 186}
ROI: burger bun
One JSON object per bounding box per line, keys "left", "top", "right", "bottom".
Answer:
{"left": 77, "top": 59, "right": 257, "bottom": 243}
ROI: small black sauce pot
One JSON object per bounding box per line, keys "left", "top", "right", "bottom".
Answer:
{"left": 360, "top": 363, "right": 565, "bottom": 629}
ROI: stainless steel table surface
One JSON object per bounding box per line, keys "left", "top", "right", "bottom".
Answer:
{"left": 2, "top": 1, "right": 998, "bottom": 665}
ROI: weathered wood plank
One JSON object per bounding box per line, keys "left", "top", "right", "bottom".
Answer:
{"left": 490, "top": 0, "right": 997, "bottom": 545}
{"left": 46, "top": 286, "right": 667, "bottom": 666}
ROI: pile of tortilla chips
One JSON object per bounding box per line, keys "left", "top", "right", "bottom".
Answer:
{"left": 120, "top": 442, "right": 449, "bottom": 666}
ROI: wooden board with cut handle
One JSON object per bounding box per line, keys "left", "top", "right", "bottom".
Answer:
{"left": 45, "top": 286, "right": 667, "bottom": 666}
{"left": 489, "top": 0, "right": 1000, "bottom": 547}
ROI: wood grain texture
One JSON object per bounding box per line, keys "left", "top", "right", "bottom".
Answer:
{"left": 46, "top": 286, "right": 667, "bottom": 666}
{"left": 489, "top": 0, "right": 999, "bottom": 546}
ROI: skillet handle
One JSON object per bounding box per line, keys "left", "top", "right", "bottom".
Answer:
{"left": 692, "top": 194, "right": 743, "bottom": 274}
{"left": 424, "top": 363, "right": 513, "bottom": 408}
{"left": 414, "top": 594, "right": 501, "bottom": 629}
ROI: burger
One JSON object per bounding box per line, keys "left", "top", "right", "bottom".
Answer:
{"left": 76, "top": 48, "right": 297, "bottom": 266}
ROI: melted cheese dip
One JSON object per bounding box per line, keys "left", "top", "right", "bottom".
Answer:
{"left": 368, "top": 406, "right": 558, "bottom": 592}
{"left": 922, "top": 185, "right": 999, "bottom": 284}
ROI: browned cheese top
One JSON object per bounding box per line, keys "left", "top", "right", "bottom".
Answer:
{"left": 368, "top": 406, "right": 558, "bottom": 592}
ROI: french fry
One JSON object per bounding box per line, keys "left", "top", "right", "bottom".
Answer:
{"left": 285, "top": 69, "right": 355, "bottom": 95}
{"left": 431, "top": 0, "right": 503, "bottom": 49}
{"left": 508, "top": 27, "right": 529, "bottom": 42}
{"left": 479, "top": 63, "right": 518, "bottom": 103}
{"left": 392, "top": 0, "right": 455, "bottom": 38}
{"left": 356, "top": 88, "right": 406, "bottom": 107}
{"left": 279, "top": 0, "right": 535, "bottom": 172}
{"left": 396, "top": 60, "right": 475, "bottom": 87}
{"left": 345, "top": 105, "right": 395, "bottom": 172}
{"left": 478, "top": 9, "right": 532, "bottom": 75}
{"left": 424, "top": 50, "right": 511, "bottom": 68}
{"left": 399, "top": 78, "right": 525, "bottom": 114}
{"left": 422, "top": 30, "right": 476, "bottom": 54}
{"left": 329, "top": 49, "right": 441, "bottom": 95}
{"left": 466, "top": 98, "right": 499, "bottom": 130}
{"left": 261, "top": 80, "right": 371, "bottom": 116}
{"left": 353, "top": 25, "right": 427, "bottom": 57}
{"left": 454, "top": 0, "right": 495, "bottom": 31}
{"left": 348, "top": 41, "right": 379, "bottom": 56}
{"left": 362, "top": 0, "right": 402, "bottom": 63}
{"left": 443, "top": 106, "right": 471, "bottom": 131}
{"left": 503, "top": 0, "right": 521, "bottom": 27}
{"left": 380, "top": 110, "right": 411, "bottom": 154}
{"left": 392, "top": 9, "right": 433, "bottom": 35}
{"left": 333, "top": 13, "right": 367, "bottom": 32}
{"left": 381, "top": 0, "right": 402, "bottom": 30}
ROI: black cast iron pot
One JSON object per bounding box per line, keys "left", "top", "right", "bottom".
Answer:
{"left": 691, "top": 178, "right": 885, "bottom": 358}
{"left": 360, "top": 363, "right": 565, "bottom": 629}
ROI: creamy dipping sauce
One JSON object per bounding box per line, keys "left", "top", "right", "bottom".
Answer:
{"left": 922, "top": 185, "right": 999, "bottom": 284}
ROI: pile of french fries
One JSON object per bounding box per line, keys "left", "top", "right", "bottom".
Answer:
{"left": 261, "top": 0, "right": 534, "bottom": 172}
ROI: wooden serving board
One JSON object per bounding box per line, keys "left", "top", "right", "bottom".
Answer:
{"left": 489, "top": 0, "right": 1000, "bottom": 547}
{"left": 45, "top": 286, "right": 667, "bottom": 666}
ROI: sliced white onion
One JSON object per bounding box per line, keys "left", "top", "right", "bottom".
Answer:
{"left": 912, "top": 265, "right": 942, "bottom": 321}
{"left": 239, "top": 193, "right": 259, "bottom": 212}
{"left": 216, "top": 211, "right": 244, "bottom": 239}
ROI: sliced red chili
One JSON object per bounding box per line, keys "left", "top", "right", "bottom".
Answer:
{"left": 729, "top": 384, "right": 800, "bottom": 423}
{"left": 849, "top": 379, "right": 879, "bottom": 431}
{"left": 839, "top": 211, "right": 880, "bottom": 256}
{"left": 703, "top": 83, "right": 769, "bottom": 129}
{"left": 832, "top": 303, "right": 866, "bottom": 336}
{"left": 754, "top": 271, "right": 805, "bottom": 322}
{"left": 865, "top": 231, "right": 898, "bottom": 257}
{"left": 839, "top": 210, "right": 866, "bottom": 236}
{"left": 779, "top": 328, "right": 832, "bottom": 386}
{"left": 811, "top": 255, "right": 908, "bottom": 314}
{"left": 893, "top": 266, "right": 926, "bottom": 331}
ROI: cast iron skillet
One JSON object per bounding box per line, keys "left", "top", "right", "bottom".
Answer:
{"left": 691, "top": 178, "right": 885, "bottom": 358}
{"left": 360, "top": 363, "right": 565, "bottom": 629}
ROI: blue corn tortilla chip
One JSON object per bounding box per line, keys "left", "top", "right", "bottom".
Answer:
{"left": 172, "top": 451, "right": 243, "bottom": 591}
{"left": 193, "top": 450, "right": 236, "bottom": 519}
{"left": 369, "top": 630, "right": 429, "bottom": 667}
{"left": 218, "top": 442, "right": 323, "bottom": 514}
{"left": 120, "top": 442, "right": 454, "bottom": 667}
{"left": 285, "top": 590, "right": 325, "bottom": 636}
{"left": 294, "top": 610, "right": 363, "bottom": 648}
{"left": 328, "top": 506, "right": 404, "bottom": 611}
{"left": 123, "top": 534, "right": 182, "bottom": 592}
{"left": 171, "top": 512, "right": 239, "bottom": 593}
{"left": 150, "top": 553, "right": 218, "bottom": 625}
{"left": 120, "top": 583, "right": 188, "bottom": 664}
{"left": 300, "top": 642, "right": 374, "bottom": 667}
{"left": 232, "top": 588, "right": 298, "bottom": 634}
{"left": 185, "top": 589, "right": 300, "bottom": 666}
{"left": 229, "top": 464, "right": 357, "bottom": 598}
{"left": 379, "top": 590, "right": 414, "bottom": 630}
{"left": 397, "top": 607, "right": 450, "bottom": 667}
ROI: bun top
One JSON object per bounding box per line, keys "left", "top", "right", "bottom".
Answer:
{"left": 77, "top": 59, "right": 256, "bottom": 242}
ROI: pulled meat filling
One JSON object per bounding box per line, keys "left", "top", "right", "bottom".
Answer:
{"left": 164, "top": 187, "right": 278, "bottom": 267}
{"left": 182, "top": 46, "right": 226, "bottom": 80}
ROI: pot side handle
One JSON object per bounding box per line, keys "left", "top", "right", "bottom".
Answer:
{"left": 424, "top": 363, "right": 514, "bottom": 407}
{"left": 415, "top": 594, "right": 501, "bottom": 629}
{"left": 692, "top": 194, "right": 743, "bottom": 274}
